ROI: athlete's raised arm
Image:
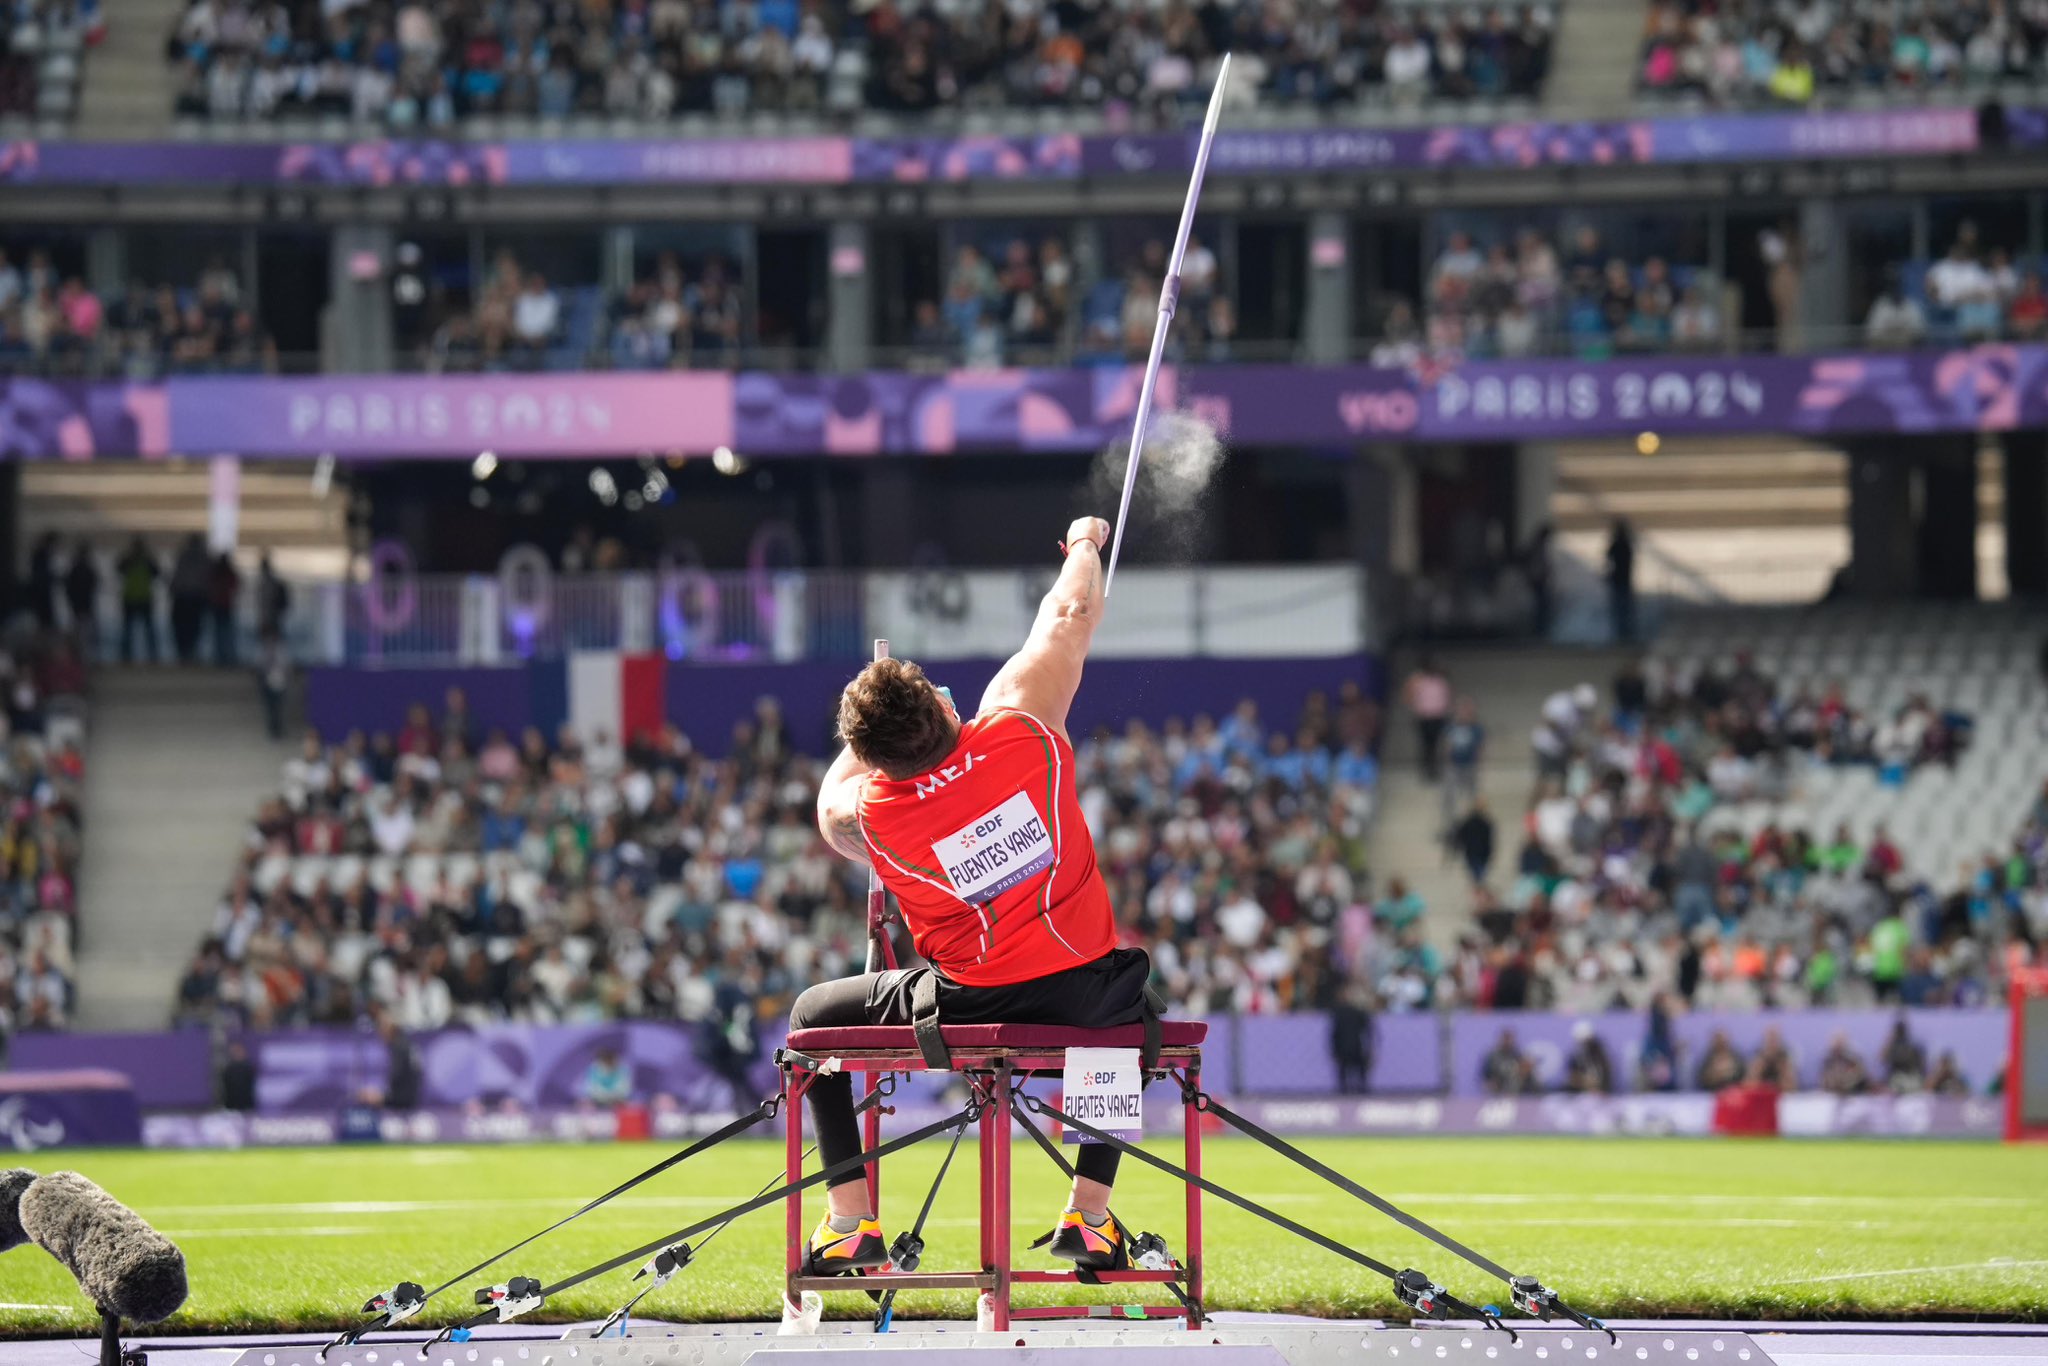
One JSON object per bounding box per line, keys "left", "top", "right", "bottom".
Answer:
{"left": 979, "top": 515, "right": 1110, "bottom": 741}
{"left": 815, "top": 742, "right": 871, "bottom": 864}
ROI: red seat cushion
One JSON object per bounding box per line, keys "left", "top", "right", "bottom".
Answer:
{"left": 786, "top": 1021, "right": 1206, "bottom": 1053}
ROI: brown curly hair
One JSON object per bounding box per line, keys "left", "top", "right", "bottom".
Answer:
{"left": 836, "top": 657, "right": 958, "bottom": 780}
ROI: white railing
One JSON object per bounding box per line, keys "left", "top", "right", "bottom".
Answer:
{"left": 284, "top": 564, "right": 1370, "bottom": 666}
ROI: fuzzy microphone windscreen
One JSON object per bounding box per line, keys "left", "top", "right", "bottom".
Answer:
{"left": 20, "top": 1171, "right": 188, "bottom": 1323}
{"left": 0, "top": 1167, "right": 35, "bottom": 1252}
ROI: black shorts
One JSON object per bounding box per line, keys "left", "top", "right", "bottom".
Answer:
{"left": 789, "top": 946, "right": 1155, "bottom": 1035}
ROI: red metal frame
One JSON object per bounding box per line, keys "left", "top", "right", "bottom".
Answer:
{"left": 2008, "top": 968, "right": 2048, "bottom": 1143}
{"left": 781, "top": 1040, "right": 1205, "bottom": 1330}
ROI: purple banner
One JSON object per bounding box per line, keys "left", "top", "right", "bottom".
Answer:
{"left": 135, "top": 1092, "right": 2002, "bottom": 1148}
{"left": 9, "top": 1030, "right": 217, "bottom": 1109}
{"left": 1447, "top": 1008, "right": 2006, "bottom": 1097}
{"left": 253, "top": 1020, "right": 777, "bottom": 1112}
{"left": 0, "top": 1069, "right": 144, "bottom": 1149}
{"left": 168, "top": 371, "right": 734, "bottom": 458}
{"left": 308, "top": 654, "right": 1380, "bottom": 760}
{"left": 9, "top": 347, "right": 2047, "bottom": 461}
{"left": 0, "top": 109, "right": 1999, "bottom": 189}
{"left": 1420, "top": 348, "right": 2048, "bottom": 439}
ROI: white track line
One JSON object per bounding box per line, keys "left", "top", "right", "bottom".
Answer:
{"left": 1766, "top": 1258, "right": 2048, "bottom": 1286}
{"left": 0, "top": 1302, "right": 69, "bottom": 1311}
{"left": 161, "top": 1226, "right": 384, "bottom": 1238}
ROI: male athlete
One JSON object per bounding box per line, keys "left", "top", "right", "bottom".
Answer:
{"left": 793, "top": 513, "right": 1152, "bottom": 1275}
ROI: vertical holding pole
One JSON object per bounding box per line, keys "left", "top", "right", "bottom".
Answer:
{"left": 991, "top": 1062, "right": 1012, "bottom": 1331}
{"left": 99, "top": 1310, "right": 121, "bottom": 1366}
{"left": 1184, "top": 1059, "right": 1204, "bottom": 1329}
{"left": 785, "top": 1067, "right": 806, "bottom": 1307}
{"left": 863, "top": 637, "right": 892, "bottom": 1215}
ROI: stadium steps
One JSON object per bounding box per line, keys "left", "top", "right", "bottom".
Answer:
{"left": 74, "top": 0, "right": 184, "bottom": 135}
{"left": 19, "top": 461, "right": 350, "bottom": 580}
{"left": 1543, "top": 0, "right": 1643, "bottom": 115}
{"left": 73, "top": 666, "right": 296, "bottom": 1029}
{"left": 1369, "top": 644, "right": 1636, "bottom": 950}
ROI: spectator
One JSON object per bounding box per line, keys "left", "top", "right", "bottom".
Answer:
{"left": 220, "top": 1039, "right": 257, "bottom": 1111}
{"left": 256, "top": 633, "right": 290, "bottom": 739}
{"left": 2010, "top": 270, "right": 2048, "bottom": 340}
{"left": 169, "top": 533, "right": 211, "bottom": 663}
{"left": 378, "top": 1013, "right": 422, "bottom": 1111}
{"left": 1451, "top": 797, "right": 1496, "bottom": 887}
{"left": 1329, "top": 982, "right": 1375, "bottom": 1095}
{"left": 1926, "top": 237, "right": 1999, "bottom": 340}
{"left": 581, "top": 1045, "right": 633, "bottom": 1106}
{"left": 1605, "top": 518, "right": 1636, "bottom": 642}
{"left": 1881, "top": 1017, "right": 1926, "bottom": 1091}
{"left": 1865, "top": 266, "right": 1928, "bottom": 348}
{"left": 1640, "top": 994, "right": 1678, "bottom": 1092}
{"left": 210, "top": 551, "right": 241, "bottom": 666}
{"left": 1403, "top": 656, "right": 1453, "bottom": 782}
{"left": 116, "top": 536, "right": 159, "bottom": 662}
{"left": 1482, "top": 1028, "right": 1535, "bottom": 1095}
{"left": 1927, "top": 1051, "right": 1971, "bottom": 1097}
{"left": 511, "top": 273, "right": 560, "bottom": 362}
{"left": 1748, "top": 1026, "right": 1797, "bottom": 1089}
{"left": 1695, "top": 1030, "right": 1746, "bottom": 1090}
{"left": 1443, "top": 696, "right": 1485, "bottom": 818}
{"left": 1564, "top": 1022, "right": 1615, "bottom": 1094}
{"left": 62, "top": 541, "right": 99, "bottom": 649}
{"left": 256, "top": 550, "right": 289, "bottom": 642}
{"left": 1819, "top": 1032, "right": 1871, "bottom": 1095}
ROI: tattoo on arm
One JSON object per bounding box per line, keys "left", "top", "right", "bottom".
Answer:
{"left": 825, "top": 808, "right": 868, "bottom": 862}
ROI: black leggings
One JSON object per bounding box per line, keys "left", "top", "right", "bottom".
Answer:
{"left": 787, "top": 948, "right": 1155, "bottom": 1193}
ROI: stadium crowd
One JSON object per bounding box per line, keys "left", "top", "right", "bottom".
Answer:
{"left": 417, "top": 247, "right": 745, "bottom": 372}
{"left": 165, "top": 0, "right": 1552, "bottom": 126}
{"left": 1636, "top": 0, "right": 2046, "bottom": 105}
{"left": 0, "top": 250, "right": 277, "bottom": 378}
{"left": 1477, "top": 1012, "right": 1980, "bottom": 1096}
{"left": 1376, "top": 224, "right": 1739, "bottom": 365}
{"left": 1435, "top": 651, "right": 2023, "bottom": 1038}
{"left": 1866, "top": 227, "right": 2048, "bottom": 348}
{"left": 1, "top": 0, "right": 97, "bottom": 119}
{"left": 165, "top": 636, "right": 2036, "bottom": 1079}
{"left": 0, "top": 627, "right": 90, "bottom": 1057}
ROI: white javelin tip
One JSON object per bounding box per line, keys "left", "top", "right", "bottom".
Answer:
{"left": 1202, "top": 54, "right": 1232, "bottom": 137}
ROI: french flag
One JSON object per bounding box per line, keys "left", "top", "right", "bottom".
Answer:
{"left": 545, "top": 650, "right": 666, "bottom": 746}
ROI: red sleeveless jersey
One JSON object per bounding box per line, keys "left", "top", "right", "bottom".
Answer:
{"left": 858, "top": 708, "right": 1114, "bottom": 987}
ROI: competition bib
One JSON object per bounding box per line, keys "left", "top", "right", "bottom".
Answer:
{"left": 931, "top": 790, "right": 1055, "bottom": 903}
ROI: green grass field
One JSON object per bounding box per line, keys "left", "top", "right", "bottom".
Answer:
{"left": 4, "top": 1136, "right": 2045, "bottom": 1338}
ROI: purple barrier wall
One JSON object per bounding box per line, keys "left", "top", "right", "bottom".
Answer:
{"left": 1220, "top": 1012, "right": 1439, "bottom": 1093}
{"left": 307, "top": 654, "right": 1382, "bottom": 757}
{"left": 9, "top": 1029, "right": 219, "bottom": 1109}
{"left": 136, "top": 1091, "right": 2005, "bottom": 1149}
{"left": 1448, "top": 1008, "right": 2006, "bottom": 1096}
{"left": 9, "top": 1008, "right": 2000, "bottom": 1129}
{"left": 5, "top": 348, "right": 2046, "bottom": 461}
{"left": 0, "top": 1069, "right": 144, "bottom": 1148}
{"left": 0, "top": 109, "right": 2006, "bottom": 190}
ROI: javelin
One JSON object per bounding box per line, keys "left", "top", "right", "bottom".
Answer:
{"left": 1103, "top": 51, "right": 1232, "bottom": 598}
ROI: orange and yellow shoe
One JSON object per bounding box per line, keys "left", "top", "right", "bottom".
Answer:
{"left": 1047, "top": 1207, "right": 1127, "bottom": 1271}
{"left": 804, "top": 1214, "right": 888, "bottom": 1274}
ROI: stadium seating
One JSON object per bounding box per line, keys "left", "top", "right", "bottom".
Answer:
{"left": 164, "top": 0, "right": 1552, "bottom": 129}
{"left": 0, "top": 629, "right": 89, "bottom": 1044}
{"left": 0, "top": 0, "right": 100, "bottom": 123}
{"left": 1635, "top": 0, "right": 2046, "bottom": 108}
{"left": 1648, "top": 603, "right": 2046, "bottom": 889}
